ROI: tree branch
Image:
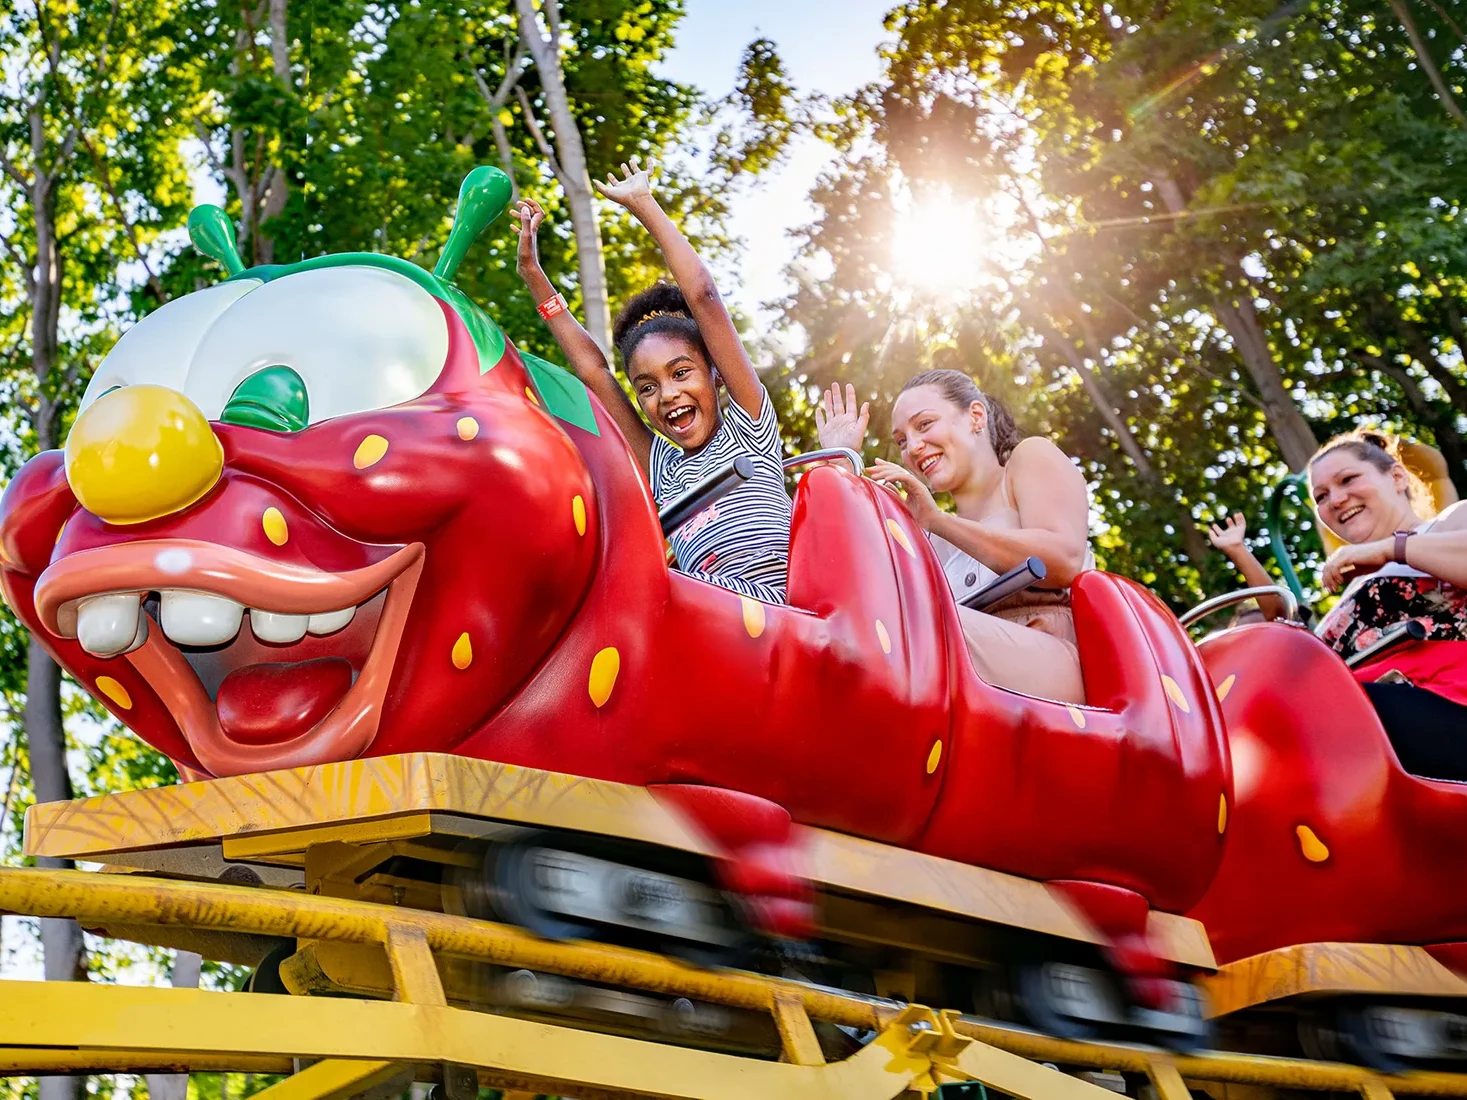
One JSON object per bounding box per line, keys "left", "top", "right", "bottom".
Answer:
{"left": 1391, "top": 0, "right": 1467, "bottom": 126}
{"left": 514, "top": 84, "right": 565, "bottom": 181}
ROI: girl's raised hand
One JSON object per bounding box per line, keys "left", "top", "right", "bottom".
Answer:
{"left": 814, "top": 383, "right": 870, "bottom": 453}
{"left": 1206, "top": 513, "right": 1248, "bottom": 553}
{"left": 511, "top": 198, "right": 546, "bottom": 277}
{"left": 594, "top": 158, "right": 654, "bottom": 210}
{"left": 869, "top": 458, "right": 941, "bottom": 530}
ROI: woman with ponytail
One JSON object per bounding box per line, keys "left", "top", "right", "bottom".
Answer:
{"left": 816, "top": 371, "right": 1093, "bottom": 704}
{"left": 514, "top": 161, "right": 792, "bottom": 604}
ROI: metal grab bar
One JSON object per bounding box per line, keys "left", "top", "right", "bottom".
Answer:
{"left": 960, "top": 557, "right": 1047, "bottom": 612}
{"left": 782, "top": 448, "right": 864, "bottom": 476}
{"left": 1345, "top": 618, "right": 1428, "bottom": 669}
{"left": 1178, "top": 585, "right": 1301, "bottom": 629}
{"left": 657, "top": 456, "right": 755, "bottom": 537}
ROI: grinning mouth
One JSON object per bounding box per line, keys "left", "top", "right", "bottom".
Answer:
{"left": 917, "top": 453, "right": 942, "bottom": 476}
{"left": 665, "top": 405, "right": 697, "bottom": 435}
{"left": 1338, "top": 505, "right": 1365, "bottom": 525}
{"left": 34, "top": 539, "right": 423, "bottom": 777}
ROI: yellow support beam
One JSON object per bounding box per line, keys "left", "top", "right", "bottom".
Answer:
{"left": 249, "top": 1060, "right": 405, "bottom": 1100}
{"left": 0, "top": 980, "right": 1113, "bottom": 1100}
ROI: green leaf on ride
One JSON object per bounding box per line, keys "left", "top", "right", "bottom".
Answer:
{"left": 221, "top": 366, "right": 310, "bottom": 432}
{"left": 521, "top": 351, "right": 600, "bottom": 436}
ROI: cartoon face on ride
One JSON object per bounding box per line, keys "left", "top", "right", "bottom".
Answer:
{"left": 0, "top": 171, "right": 601, "bottom": 778}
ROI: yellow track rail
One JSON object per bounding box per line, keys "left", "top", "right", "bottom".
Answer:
{"left": 0, "top": 867, "right": 1465, "bottom": 1099}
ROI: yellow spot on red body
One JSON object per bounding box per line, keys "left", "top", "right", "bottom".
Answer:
{"left": 741, "top": 596, "right": 766, "bottom": 638}
{"left": 1218, "top": 793, "right": 1228, "bottom": 834}
{"left": 589, "top": 647, "right": 620, "bottom": 708}
{"left": 96, "top": 676, "right": 132, "bottom": 711}
{"left": 525, "top": 387, "right": 540, "bottom": 406}
{"left": 456, "top": 417, "right": 480, "bottom": 441}
{"left": 1215, "top": 674, "right": 1236, "bottom": 702}
{"left": 1296, "top": 824, "right": 1330, "bottom": 862}
{"left": 1161, "top": 674, "right": 1191, "bottom": 713}
{"left": 452, "top": 632, "right": 473, "bottom": 670}
{"left": 572, "top": 495, "right": 587, "bottom": 536}
{"left": 354, "top": 434, "right": 389, "bottom": 469}
{"left": 885, "top": 518, "right": 916, "bottom": 557}
{"left": 262, "top": 507, "right": 288, "bottom": 546}
{"left": 876, "top": 619, "right": 892, "bottom": 654}
{"left": 926, "top": 740, "right": 943, "bottom": 774}
{"left": 1067, "top": 705, "right": 1087, "bottom": 729}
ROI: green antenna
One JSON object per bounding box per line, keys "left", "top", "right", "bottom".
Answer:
{"left": 434, "top": 166, "right": 513, "bottom": 282}
{"left": 188, "top": 205, "right": 246, "bottom": 276}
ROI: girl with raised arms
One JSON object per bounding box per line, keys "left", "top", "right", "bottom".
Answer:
{"left": 514, "top": 161, "right": 792, "bottom": 604}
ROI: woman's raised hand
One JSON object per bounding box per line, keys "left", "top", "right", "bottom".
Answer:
{"left": 1206, "top": 513, "right": 1249, "bottom": 553}
{"left": 869, "top": 458, "right": 941, "bottom": 530}
{"left": 594, "top": 158, "right": 654, "bottom": 211}
{"left": 511, "top": 198, "right": 546, "bottom": 277}
{"left": 814, "top": 383, "right": 870, "bottom": 452}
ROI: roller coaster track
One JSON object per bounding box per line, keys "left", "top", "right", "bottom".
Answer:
{"left": 0, "top": 869, "right": 1466, "bottom": 1099}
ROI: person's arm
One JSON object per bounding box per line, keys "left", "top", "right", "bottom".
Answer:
{"left": 595, "top": 161, "right": 764, "bottom": 420}
{"left": 869, "top": 438, "right": 1090, "bottom": 586}
{"left": 1321, "top": 500, "right": 1467, "bottom": 591}
{"left": 513, "top": 198, "right": 653, "bottom": 473}
{"left": 1205, "top": 513, "right": 1285, "bottom": 620}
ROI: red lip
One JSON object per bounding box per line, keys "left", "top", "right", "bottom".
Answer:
{"left": 35, "top": 538, "right": 424, "bottom": 777}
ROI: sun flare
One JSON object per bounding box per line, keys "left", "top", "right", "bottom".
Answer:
{"left": 890, "top": 190, "right": 990, "bottom": 296}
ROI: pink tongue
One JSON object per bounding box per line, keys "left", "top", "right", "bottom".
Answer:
{"left": 216, "top": 658, "right": 353, "bottom": 746}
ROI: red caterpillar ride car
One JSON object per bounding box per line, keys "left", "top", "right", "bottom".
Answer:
{"left": 0, "top": 168, "right": 1230, "bottom": 1043}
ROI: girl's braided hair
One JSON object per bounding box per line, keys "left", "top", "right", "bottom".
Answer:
{"left": 612, "top": 282, "right": 710, "bottom": 368}
{"left": 899, "top": 369, "right": 1023, "bottom": 464}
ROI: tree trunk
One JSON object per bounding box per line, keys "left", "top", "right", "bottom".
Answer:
{"left": 28, "top": 640, "right": 85, "bottom": 1100}
{"left": 1391, "top": 0, "right": 1467, "bottom": 126}
{"left": 144, "top": 951, "right": 204, "bottom": 1100}
{"left": 1152, "top": 175, "right": 1318, "bottom": 470}
{"left": 1209, "top": 295, "right": 1319, "bottom": 470}
{"left": 514, "top": 0, "right": 612, "bottom": 354}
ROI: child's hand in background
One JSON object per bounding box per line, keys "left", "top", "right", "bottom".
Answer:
{"left": 1207, "top": 513, "right": 1249, "bottom": 555}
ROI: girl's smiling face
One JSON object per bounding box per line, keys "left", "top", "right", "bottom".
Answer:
{"left": 1309, "top": 448, "right": 1413, "bottom": 544}
{"left": 890, "top": 384, "right": 984, "bottom": 493}
{"left": 630, "top": 331, "right": 720, "bottom": 451}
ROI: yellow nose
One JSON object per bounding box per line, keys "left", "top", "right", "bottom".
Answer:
{"left": 64, "top": 385, "right": 224, "bottom": 524}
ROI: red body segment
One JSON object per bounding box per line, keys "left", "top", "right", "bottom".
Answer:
{"left": 1191, "top": 623, "right": 1467, "bottom": 965}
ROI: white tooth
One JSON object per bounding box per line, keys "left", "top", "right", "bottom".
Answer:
{"left": 251, "top": 609, "right": 309, "bottom": 644}
{"left": 160, "top": 591, "right": 244, "bottom": 646}
{"left": 122, "top": 613, "right": 149, "bottom": 655}
{"left": 307, "top": 607, "right": 355, "bottom": 636}
{"left": 76, "top": 593, "right": 144, "bottom": 657}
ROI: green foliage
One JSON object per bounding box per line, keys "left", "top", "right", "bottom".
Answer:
{"left": 773, "top": 0, "right": 1467, "bottom": 607}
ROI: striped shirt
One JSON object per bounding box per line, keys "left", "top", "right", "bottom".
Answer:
{"left": 649, "top": 386, "right": 792, "bottom": 603}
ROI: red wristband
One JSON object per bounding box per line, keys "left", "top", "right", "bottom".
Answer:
{"left": 537, "top": 292, "right": 567, "bottom": 320}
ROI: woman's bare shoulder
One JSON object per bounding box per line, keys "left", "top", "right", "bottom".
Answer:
{"left": 1432, "top": 499, "right": 1467, "bottom": 530}
{"left": 1007, "top": 435, "right": 1081, "bottom": 475}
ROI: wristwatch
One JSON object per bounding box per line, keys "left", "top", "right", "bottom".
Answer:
{"left": 1393, "top": 529, "right": 1415, "bottom": 564}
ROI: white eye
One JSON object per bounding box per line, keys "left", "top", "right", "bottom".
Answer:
{"left": 184, "top": 267, "right": 449, "bottom": 424}
{"left": 80, "top": 281, "right": 262, "bottom": 411}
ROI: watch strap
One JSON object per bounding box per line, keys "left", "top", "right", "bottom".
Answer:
{"left": 1393, "top": 529, "right": 1414, "bottom": 564}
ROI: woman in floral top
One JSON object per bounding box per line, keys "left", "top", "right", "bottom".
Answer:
{"left": 1309, "top": 430, "right": 1467, "bottom": 780}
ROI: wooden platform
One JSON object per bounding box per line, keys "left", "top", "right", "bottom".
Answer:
{"left": 24, "top": 751, "right": 1213, "bottom": 969}
{"left": 1207, "top": 941, "right": 1467, "bottom": 1017}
